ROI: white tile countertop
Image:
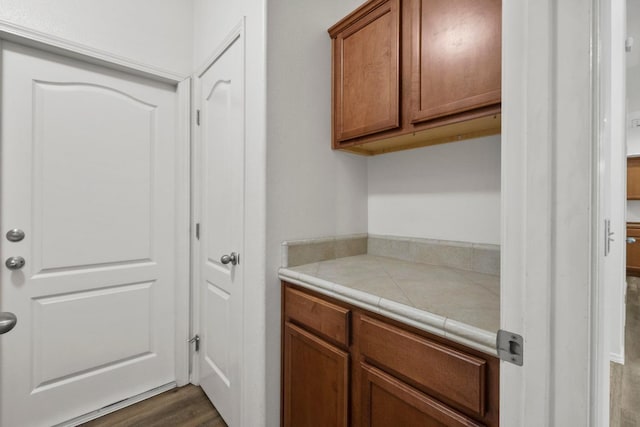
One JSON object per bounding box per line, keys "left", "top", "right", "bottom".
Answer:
{"left": 279, "top": 254, "right": 500, "bottom": 356}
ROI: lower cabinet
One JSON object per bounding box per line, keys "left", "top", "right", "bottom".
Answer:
{"left": 281, "top": 282, "right": 499, "bottom": 427}
{"left": 628, "top": 222, "right": 640, "bottom": 276}
{"left": 283, "top": 322, "right": 349, "bottom": 427}
{"left": 360, "top": 363, "right": 482, "bottom": 427}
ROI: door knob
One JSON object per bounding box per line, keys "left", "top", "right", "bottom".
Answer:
{"left": 5, "top": 256, "right": 25, "bottom": 270}
{"left": 627, "top": 237, "right": 637, "bottom": 244}
{"left": 220, "top": 252, "right": 239, "bottom": 266}
{"left": 0, "top": 312, "right": 17, "bottom": 334}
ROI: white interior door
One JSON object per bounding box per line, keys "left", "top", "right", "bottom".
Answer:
{"left": 195, "top": 27, "right": 245, "bottom": 427}
{"left": 0, "top": 41, "right": 179, "bottom": 427}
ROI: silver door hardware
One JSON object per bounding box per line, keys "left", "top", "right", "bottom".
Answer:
{"left": 5, "top": 256, "right": 25, "bottom": 270}
{"left": 0, "top": 312, "right": 17, "bottom": 335}
{"left": 497, "top": 329, "right": 524, "bottom": 366}
{"left": 196, "top": 109, "right": 200, "bottom": 126}
{"left": 220, "top": 252, "right": 239, "bottom": 266}
{"left": 605, "top": 219, "right": 614, "bottom": 256}
{"left": 627, "top": 237, "right": 637, "bottom": 244}
{"left": 196, "top": 223, "right": 200, "bottom": 240}
{"left": 6, "top": 229, "right": 25, "bottom": 242}
{"left": 189, "top": 334, "right": 200, "bottom": 352}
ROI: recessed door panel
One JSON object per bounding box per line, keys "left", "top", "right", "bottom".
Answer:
{"left": 32, "top": 282, "right": 154, "bottom": 389}
{"left": 204, "top": 282, "right": 231, "bottom": 386}
{"left": 33, "top": 83, "right": 155, "bottom": 272}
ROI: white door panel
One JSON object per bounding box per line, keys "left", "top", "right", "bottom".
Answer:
{"left": 196, "top": 28, "right": 245, "bottom": 427}
{"left": 0, "top": 41, "right": 178, "bottom": 427}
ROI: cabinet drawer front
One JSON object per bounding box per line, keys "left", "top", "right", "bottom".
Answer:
{"left": 285, "top": 286, "right": 350, "bottom": 347}
{"left": 361, "top": 363, "right": 483, "bottom": 427}
{"left": 358, "top": 315, "right": 487, "bottom": 417}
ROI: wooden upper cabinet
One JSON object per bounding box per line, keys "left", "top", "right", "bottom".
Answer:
{"left": 330, "top": 0, "right": 400, "bottom": 143}
{"left": 410, "top": 0, "right": 501, "bottom": 124}
{"left": 329, "top": 0, "right": 502, "bottom": 155}
{"left": 628, "top": 157, "right": 640, "bottom": 199}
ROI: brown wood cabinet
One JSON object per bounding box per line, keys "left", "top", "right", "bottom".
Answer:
{"left": 627, "top": 223, "right": 640, "bottom": 276}
{"left": 281, "top": 282, "right": 499, "bottom": 426}
{"left": 628, "top": 157, "right": 640, "bottom": 199}
{"left": 329, "top": 0, "right": 502, "bottom": 155}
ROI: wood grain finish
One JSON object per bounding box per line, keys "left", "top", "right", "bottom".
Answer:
{"left": 281, "top": 282, "right": 499, "bottom": 427}
{"left": 328, "top": 0, "right": 502, "bottom": 155}
{"left": 332, "top": 0, "right": 400, "bottom": 143}
{"left": 285, "top": 285, "right": 350, "bottom": 347}
{"left": 360, "top": 364, "right": 483, "bottom": 427}
{"left": 81, "top": 385, "right": 227, "bottom": 427}
{"left": 411, "top": 0, "right": 501, "bottom": 123}
{"left": 627, "top": 223, "right": 640, "bottom": 276}
{"left": 358, "top": 314, "right": 487, "bottom": 417}
{"left": 628, "top": 157, "right": 640, "bottom": 199}
{"left": 283, "top": 322, "right": 350, "bottom": 427}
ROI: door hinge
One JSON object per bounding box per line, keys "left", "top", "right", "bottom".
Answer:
{"left": 195, "top": 223, "right": 200, "bottom": 240}
{"left": 496, "top": 330, "right": 523, "bottom": 366}
{"left": 605, "top": 219, "right": 614, "bottom": 256}
{"left": 189, "top": 334, "right": 200, "bottom": 352}
{"left": 196, "top": 109, "right": 200, "bottom": 126}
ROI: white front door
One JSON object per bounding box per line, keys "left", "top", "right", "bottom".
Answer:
{"left": 195, "top": 27, "right": 245, "bottom": 427}
{"left": 0, "top": 41, "right": 179, "bottom": 427}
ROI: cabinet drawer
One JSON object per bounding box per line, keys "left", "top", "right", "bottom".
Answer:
{"left": 285, "top": 286, "right": 350, "bottom": 347}
{"left": 360, "top": 363, "right": 483, "bottom": 427}
{"left": 358, "top": 315, "right": 487, "bottom": 417}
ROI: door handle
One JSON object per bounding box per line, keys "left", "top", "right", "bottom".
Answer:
{"left": 5, "top": 256, "right": 25, "bottom": 270}
{"left": 0, "top": 312, "right": 17, "bottom": 335}
{"left": 220, "top": 252, "right": 239, "bottom": 266}
{"left": 627, "top": 237, "right": 637, "bottom": 244}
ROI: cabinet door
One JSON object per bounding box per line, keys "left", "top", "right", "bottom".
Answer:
{"left": 410, "top": 0, "right": 501, "bottom": 124}
{"left": 360, "top": 363, "right": 484, "bottom": 427}
{"left": 628, "top": 157, "right": 640, "bottom": 199}
{"left": 283, "top": 322, "right": 349, "bottom": 427}
{"left": 627, "top": 223, "right": 640, "bottom": 276}
{"left": 332, "top": 0, "right": 400, "bottom": 143}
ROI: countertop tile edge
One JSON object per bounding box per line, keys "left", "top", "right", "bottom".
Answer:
{"left": 444, "top": 318, "right": 498, "bottom": 356}
{"left": 280, "top": 267, "right": 498, "bottom": 355}
{"left": 279, "top": 268, "right": 382, "bottom": 314}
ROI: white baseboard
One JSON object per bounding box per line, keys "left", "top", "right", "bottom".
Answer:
{"left": 54, "top": 382, "right": 177, "bottom": 427}
{"left": 610, "top": 352, "right": 625, "bottom": 365}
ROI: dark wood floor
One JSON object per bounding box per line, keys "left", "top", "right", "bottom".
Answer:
{"left": 82, "top": 385, "right": 228, "bottom": 427}
{"left": 611, "top": 277, "right": 640, "bottom": 426}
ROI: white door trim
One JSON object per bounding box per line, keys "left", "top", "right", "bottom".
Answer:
{"left": 0, "top": 28, "right": 192, "bottom": 398}
{"left": 501, "top": 0, "right": 601, "bottom": 425}
{"left": 175, "top": 77, "right": 192, "bottom": 387}
{"left": 189, "top": 17, "right": 246, "bottom": 388}
{"left": 0, "top": 19, "right": 186, "bottom": 84}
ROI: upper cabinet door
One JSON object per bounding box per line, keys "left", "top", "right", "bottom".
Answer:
{"left": 331, "top": 0, "right": 400, "bottom": 144}
{"left": 410, "top": 0, "right": 501, "bottom": 124}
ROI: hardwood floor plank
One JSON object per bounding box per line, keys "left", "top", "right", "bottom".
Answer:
{"left": 82, "top": 385, "right": 227, "bottom": 427}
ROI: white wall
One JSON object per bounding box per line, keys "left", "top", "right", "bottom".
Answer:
{"left": 368, "top": 136, "right": 501, "bottom": 245}
{"left": 0, "top": 0, "right": 193, "bottom": 76}
{"left": 192, "top": 1, "right": 268, "bottom": 426}
{"left": 266, "top": 0, "right": 368, "bottom": 425}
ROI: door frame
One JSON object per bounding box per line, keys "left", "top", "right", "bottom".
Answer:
{"left": 501, "top": 0, "right": 605, "bottom": 425}
{"left": 0, "top": 19, "right": 192, "bottom": 391}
